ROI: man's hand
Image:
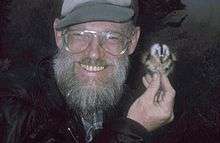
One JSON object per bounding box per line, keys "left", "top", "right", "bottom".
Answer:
{"left": 127, "top": 72, "right": 175, "bottom": 131}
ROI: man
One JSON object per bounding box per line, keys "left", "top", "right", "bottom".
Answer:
{"left": 0, "top": 0, "right": 175, "bottom": 142}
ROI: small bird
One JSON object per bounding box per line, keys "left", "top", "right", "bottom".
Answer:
{"left": 142, "top": 43, "right": 177, "bottom": 76}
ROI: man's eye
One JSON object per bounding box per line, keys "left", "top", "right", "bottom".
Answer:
{"left": 108, "top": 36, "right": 120, "bottom": 40}
{"left": 72, "top": 31, "right": 84, "bottom": 36}
{"left": 70, "top": 32, "right": 87, "bottom": 39}
{"left": 67, "top": 33, "right": 86, "bottom": 44}
{"left": 107, "top": 33, "right": 121, "bottom": 40}
{"left": 107, "top": 36, "right": 121, "bottom": 43}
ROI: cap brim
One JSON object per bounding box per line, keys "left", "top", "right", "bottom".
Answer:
{"left": 56, "top": 2, "right": 134, "bottom": 30}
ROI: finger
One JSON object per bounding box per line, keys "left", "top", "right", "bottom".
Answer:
{"left": 142, "top": 74, "right": 152, "bottom": 88}
{"left": 145, "top": 74, "right": 152, "bottom": 83}
{"left": 143, "top": 72, "right": 161, "bottom": 100}
{"left": 142, "top": 77, "right": 149, "bottom": 88}
{"left": 167, "top": 112, "right": 175, "bottom": 123}
{"left": 160, "top": 72, "right": 174, "bottom": 93}
{"left": 160, "top": 73, "right": 175, "bottom": 102}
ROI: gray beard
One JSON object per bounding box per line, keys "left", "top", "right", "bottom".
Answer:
{"left": 53, "top": 49, "right": 129, "bottom": 117}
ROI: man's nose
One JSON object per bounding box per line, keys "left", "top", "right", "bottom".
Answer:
{"left": 87, "top": 37, "right": 104, "bottom": 59}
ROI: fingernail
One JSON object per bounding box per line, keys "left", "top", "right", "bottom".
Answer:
{"left": 152, "top": 72, "right": 159, "bottom": 78}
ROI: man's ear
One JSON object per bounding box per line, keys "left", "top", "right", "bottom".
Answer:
{"left": 128, "top": 26, "right": 140, "bottom": 55}
{"left": 54, "top": 18, "right": 63, "bottom": 49}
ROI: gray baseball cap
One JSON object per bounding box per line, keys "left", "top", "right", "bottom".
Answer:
{"left": 56, "top": 0, "right": 137, "bottom": 30}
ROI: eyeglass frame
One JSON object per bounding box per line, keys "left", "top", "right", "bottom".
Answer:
{"left": 61, "top": 28, "right": 133, "bottom": 56}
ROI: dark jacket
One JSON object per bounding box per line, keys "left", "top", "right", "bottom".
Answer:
{"left": 0, "top": 80, "right": 151, "bottom": 143}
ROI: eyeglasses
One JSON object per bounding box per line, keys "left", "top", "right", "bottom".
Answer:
{"left": 61, "top": 29, "right": 131, "bottom": 56}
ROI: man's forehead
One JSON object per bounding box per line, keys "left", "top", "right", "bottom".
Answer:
{"left": 67, "top": 21, "right": 127, "bottom": 32}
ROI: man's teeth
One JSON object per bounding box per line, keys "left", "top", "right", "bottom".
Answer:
{"left": 80, "top": 64, "right": 105, "bottom": 72}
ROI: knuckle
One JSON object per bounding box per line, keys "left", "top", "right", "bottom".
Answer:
{"left": 165, "top": 88, "right": 176, "bottom": 96}
{"left": 161, "top": 112, "right": 170, "bottom": 119}
{"left": 167, "top": 113, "right": 175, "bottom": 123}
{"left": 171, "top": 89, "right": 176, "bottom": 95}
{"left": 161, "top": 110, "right": 173, "bottom": 120}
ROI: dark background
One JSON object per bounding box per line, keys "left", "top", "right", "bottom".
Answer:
{"left": 0, "top": 0, "right": 220, "bottom": 142}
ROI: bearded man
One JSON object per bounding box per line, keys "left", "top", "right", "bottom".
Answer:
{"left": 0, "top": 0, "right": 175, "bottom": 143}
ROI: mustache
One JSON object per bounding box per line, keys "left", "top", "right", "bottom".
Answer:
{"left": 79, "top": 57, "right": 109, "bottom": 67}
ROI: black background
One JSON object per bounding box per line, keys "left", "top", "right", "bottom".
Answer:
{"left": 0, "top": 0, "right": 220, "bottom": 142}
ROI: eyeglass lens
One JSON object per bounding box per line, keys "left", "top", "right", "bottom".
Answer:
{"left": 65, "top": 30, "right": 128, "bottom": 55}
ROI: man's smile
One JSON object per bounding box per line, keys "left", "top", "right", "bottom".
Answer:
{"left": 80, "top": 63, "right": 105, "bottom": 72}
{"left": 74, "top": 62, "right": 113, "bottom": 81}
